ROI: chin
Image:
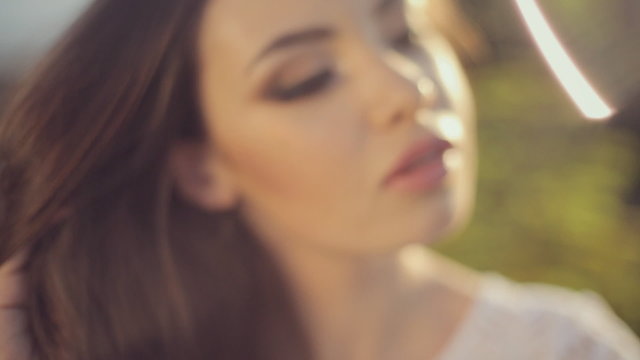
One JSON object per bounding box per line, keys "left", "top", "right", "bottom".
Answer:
{"left": 415, "top": 186, "right": 458, "bottom": 246}
{"left": 371, "top": 190, "right": 456, "bottom": 254}
{"left": 355, "top": 208, "right": 453, "bottom": 256}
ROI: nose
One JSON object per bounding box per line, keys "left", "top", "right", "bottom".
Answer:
{"left": 365, "top": 51, "right": 439, "bottom": 130}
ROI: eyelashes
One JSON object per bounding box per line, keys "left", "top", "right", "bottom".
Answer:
{"left": 391, "top": 29, "right": 420, "bottom": 52}
{"left": 265, "top": 28, "right": 420, "bottom": 102}
{"left": 266, "top": 68, "right": 335, "bottom": 102}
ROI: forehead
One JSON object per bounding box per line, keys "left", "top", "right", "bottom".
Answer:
{"left": 198, "top": 0, "right": 384, "bottom": 60}
{"left": 202, "top": 0, "right": 370, "bottom": 31}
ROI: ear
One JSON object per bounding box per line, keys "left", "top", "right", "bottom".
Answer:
{"left": 169, "top": 141, "right": 240, "bottom": 211}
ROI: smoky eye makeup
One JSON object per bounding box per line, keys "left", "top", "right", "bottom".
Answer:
{"left": 263, "top": 57, "right": 337, "bottom": 102}
{"left": 392, "top": 27, "right": 421, "bottom": 49}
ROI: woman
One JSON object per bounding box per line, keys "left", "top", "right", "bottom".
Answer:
{"left": 0, "top": 0, "right": 638, "bottom": 359}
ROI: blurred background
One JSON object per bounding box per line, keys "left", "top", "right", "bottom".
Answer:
{"left": 430, "top": 0, "right": 640, "bottom": 336}
{"left": 1, "top": 0, "right": 639, "bottom": 336}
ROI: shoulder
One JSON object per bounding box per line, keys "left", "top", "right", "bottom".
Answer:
{"left": 438, "top": 273, "right": 640, "bottom": 360}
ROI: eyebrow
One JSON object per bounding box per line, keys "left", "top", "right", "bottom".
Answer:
{"left": 375, "top": 0, "right": 400, "bottom": 14}
{"left": 246, "top": 0, "right": 400, "bottom": 73}
{"left": 247, "top": 27, "right": 334, "bottom": 73}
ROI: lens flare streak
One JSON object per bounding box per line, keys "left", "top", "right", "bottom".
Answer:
{"left": 514, "top": 0, "right": 614, "bottom": 120}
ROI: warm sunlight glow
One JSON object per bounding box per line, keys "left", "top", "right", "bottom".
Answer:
{"left": 514, "top": 0, "right": 615, "bottom": 120}
{"left": 408, "top": 0, "right": 428, "bottom": 8}
{"left": 399, "top": 244, "right": 434, "bottom": 280}
{"left": 438, "top": 113, "right": 464, "bottom": 141}
{"left": 443, "top": 148, "right": 463, "bottom": 170}
{"left": 418, "top": 110, "right": 464, "bottom": 143}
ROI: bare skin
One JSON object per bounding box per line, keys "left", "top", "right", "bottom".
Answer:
{"left": 0, "top": 251, "right": 31, "bottom": 360}
{"left": 1, "top": 0, "right": 479, "bottom": 359}
{"left": 171, "top": 0, "right": 480, "bottom": 358}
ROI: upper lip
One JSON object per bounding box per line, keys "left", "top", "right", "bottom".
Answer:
{"left": 383, "top": 134, "right": 453, "bottom": 184}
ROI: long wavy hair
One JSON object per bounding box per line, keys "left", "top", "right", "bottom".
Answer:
{"left": 0, "top": 0, "right": 310, "bottom": 359}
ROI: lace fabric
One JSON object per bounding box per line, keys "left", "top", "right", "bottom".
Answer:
{"left": 435, "top": 273, "right": 640, "bottom": 360}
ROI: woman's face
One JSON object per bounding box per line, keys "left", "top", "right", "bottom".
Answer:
{"left": 194, "top": 0, "right": 476, "bottom": 255}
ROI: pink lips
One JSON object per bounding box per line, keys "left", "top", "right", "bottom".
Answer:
{"left": 383, "top": 136, "right": 453, "bottom": 192}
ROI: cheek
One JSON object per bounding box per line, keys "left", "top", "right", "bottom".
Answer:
{"left": 216, "top": 97, "right": 367, "bottom": 206}
{"left": 216, "top": 99, "right": 378, "bottom": 249}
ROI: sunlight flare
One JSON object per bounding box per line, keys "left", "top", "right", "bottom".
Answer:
{"left": 514, "top": 0, "right": 614, "bottom": 120}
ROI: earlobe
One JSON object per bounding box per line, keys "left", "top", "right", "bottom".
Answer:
{"left": 169, "top": 141, "right": 239, "bottom": 211}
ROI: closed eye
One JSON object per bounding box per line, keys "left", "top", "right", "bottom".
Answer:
{"left": 266, "top": 69, "right": 335, "bottom": 102}
{"left": 391, "top": 29, "right": 419, "bottom": 52}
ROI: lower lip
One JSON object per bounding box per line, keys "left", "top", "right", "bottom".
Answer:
{"left": 384, "top": 154, "right": 448, "bottom": 192}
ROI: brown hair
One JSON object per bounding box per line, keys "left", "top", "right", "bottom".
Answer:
{"left": 428, "top": 0, "right": 488, "bottom": 64}
{"left": 0, "top": 0, "right": 310, "bottom": 359}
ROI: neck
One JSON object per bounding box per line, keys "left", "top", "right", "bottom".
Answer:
{"left": 269, "top": 242, "right": 463, "bottom": 360}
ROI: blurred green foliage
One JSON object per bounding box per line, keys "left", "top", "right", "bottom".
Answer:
{"left": 540, "top": 0, "right": 640, "bottom": 107}
{"left": 436, "top": 56, "right": 640, "bottom": 335}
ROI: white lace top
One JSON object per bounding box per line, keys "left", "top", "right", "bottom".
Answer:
{"left": 436, "top": 273, "right": 640, "bottom": 360}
